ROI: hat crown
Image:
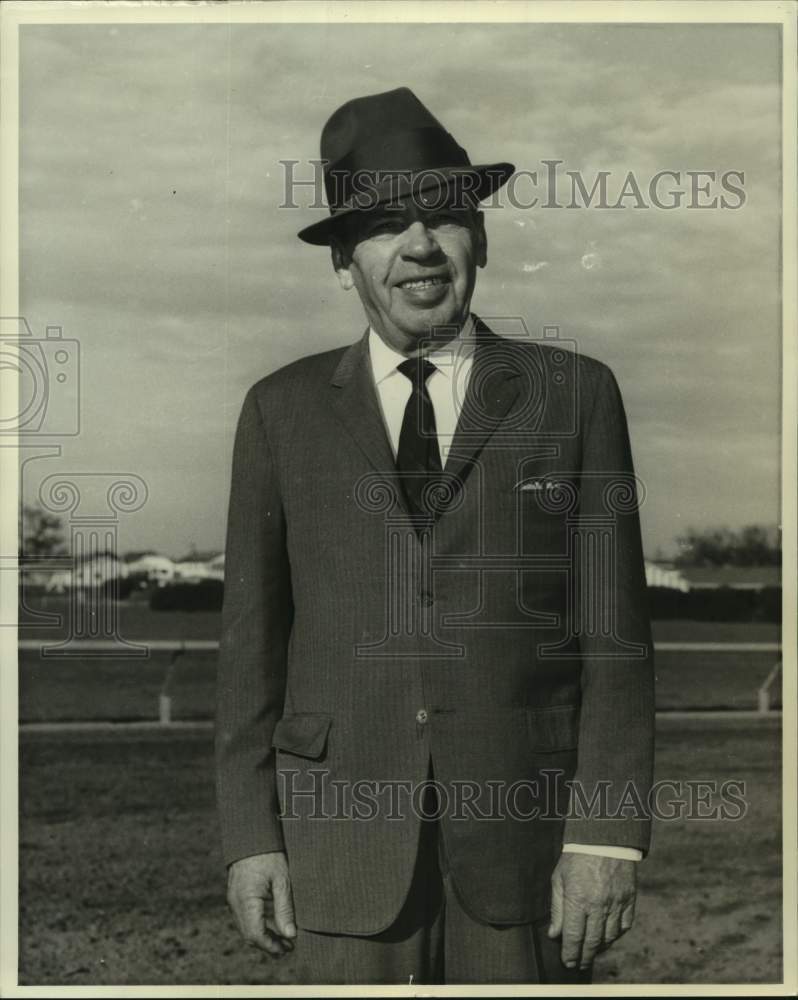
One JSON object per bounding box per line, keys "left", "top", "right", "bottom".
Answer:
{"left": 296, "top": 87, "right": 514, "bottom": 245}
{"left": 320, "top": 87, "right": 445, "bottom": 165}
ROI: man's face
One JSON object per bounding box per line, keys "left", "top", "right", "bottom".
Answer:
{"left": 332, "top": 196, "right": 487, "bottom": 354}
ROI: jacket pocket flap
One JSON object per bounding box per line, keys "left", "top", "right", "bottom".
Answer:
{"left": 526, "top": 704, "right": 579, "bottom": 751}
{"left": 272, "top": 713, "right": 332, "bottom": 758}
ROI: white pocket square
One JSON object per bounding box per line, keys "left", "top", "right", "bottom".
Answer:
{"left": 515, "top": 480, "right": 563, "bottom": 492}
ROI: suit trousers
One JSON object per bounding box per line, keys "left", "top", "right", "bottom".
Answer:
{"left": 293, "top": 775, "right": 593, "bottom": 985}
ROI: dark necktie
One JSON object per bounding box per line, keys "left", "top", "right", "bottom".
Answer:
{"left": 396, "top": 357, "right": 442, "bottom": 524}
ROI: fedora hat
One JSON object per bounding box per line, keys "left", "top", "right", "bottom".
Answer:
{"left": 296, "top": 87, "right": 514, "bottom": 246}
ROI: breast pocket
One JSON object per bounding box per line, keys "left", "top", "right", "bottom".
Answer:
{"left": 493, "top": 482, "right": 574, "bottom": 559}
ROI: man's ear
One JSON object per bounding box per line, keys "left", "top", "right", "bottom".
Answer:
{"left": 474, "top": 210, "right": 488, "bottom": 269}
{"left": 331, "top": 239, "right": 355, "bottom": 291}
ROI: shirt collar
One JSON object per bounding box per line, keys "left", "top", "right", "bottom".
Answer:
{"left": 368, "top": 314, "right": 476, "bottom": 386}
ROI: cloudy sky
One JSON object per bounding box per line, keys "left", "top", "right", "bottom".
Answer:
{"left": 18, "top": 20, "right": 782, "bottom": 559}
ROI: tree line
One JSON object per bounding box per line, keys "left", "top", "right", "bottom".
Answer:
{"left": 673, "top": 525, "right": 781, "bottom": 568}
{"left": 20, "top": 504, "right": 781, "bottom": 569}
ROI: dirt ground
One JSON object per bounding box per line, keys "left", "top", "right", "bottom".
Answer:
{"left": 18, "top": 714, "right": 782, "bottom": 986}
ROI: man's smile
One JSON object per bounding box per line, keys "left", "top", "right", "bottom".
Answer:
{"left": 394, "top": 273, "right": 452, "bottom": 305}
{"left": 395, "top": 275, "right": 449, "bottom": 289}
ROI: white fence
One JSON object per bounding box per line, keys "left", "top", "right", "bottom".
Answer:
{"left": 18, "top": 639, "right": 783, "bottom": 724}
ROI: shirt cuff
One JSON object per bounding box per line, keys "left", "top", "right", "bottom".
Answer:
{"left": 562, "top": 843, "right": 643, "bottom": 862}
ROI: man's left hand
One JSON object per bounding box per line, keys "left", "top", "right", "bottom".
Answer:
{"left": 547, "top": 853, "right": 637, "bottom": 970}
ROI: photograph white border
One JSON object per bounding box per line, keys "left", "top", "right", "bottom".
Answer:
{"left": 1, "top": 2, "right": 795, "bottom": 997}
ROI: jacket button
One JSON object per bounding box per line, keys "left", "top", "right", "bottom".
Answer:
{"left": 415, "top": 709, "right": 428, "bottom": 725}
{"left": 420, "top": 591, "right": 434, "bottom": 607}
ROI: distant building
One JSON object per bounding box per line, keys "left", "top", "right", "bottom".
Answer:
{"left": 45, "top": 569, "right": 71, "bottom": 593}
{"left": 125, "top": 553, "right": 175, "bottom": 586}
{"left": 123, "top": 550, "right": 157, "bottom": 564}
{"left": 644, "top": 559, "right": 781, "bottom": 593}
{"left": 46, "top": 550, "right": 128, "bottom": 592}
{"left": 18, "top": 560, "right": 64, "bottom": 589}
{"left": 644, "top": 560, "right": 690, "bottom": 592}
{"left": 173, "top": 551, "right": 224, "bottom": 583}
{"left": 173, "top": 561, "right": 212, "bottom": 583}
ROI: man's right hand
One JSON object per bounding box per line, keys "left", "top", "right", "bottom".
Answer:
{"left": 227, "top": 851, "right": 297, "bottom": 957}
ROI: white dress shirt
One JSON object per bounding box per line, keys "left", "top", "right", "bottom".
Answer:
{"left": 367, "top": 318, "right": 642, "bottom": 864}
{"left": 368, "top": 316, "right": 477, "bottom": 467}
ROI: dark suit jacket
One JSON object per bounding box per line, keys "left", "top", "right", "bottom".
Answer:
{"left": 215, "top": 320, "right": 655, "bottom": 935}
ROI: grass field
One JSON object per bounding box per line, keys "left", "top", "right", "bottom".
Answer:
{"left": 18, "top": 603, "right": 783, "bottom": 721}
{"left": 18, "top": 716, "right": 782, "bottom": 986}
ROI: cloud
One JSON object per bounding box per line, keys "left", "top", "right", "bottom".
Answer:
{"left": 17, "top": 21, "right": 782, "bottom": 557}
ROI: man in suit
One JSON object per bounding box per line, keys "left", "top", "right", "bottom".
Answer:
{"left": 216, "top": 87, "right": 654, "bottom": 985}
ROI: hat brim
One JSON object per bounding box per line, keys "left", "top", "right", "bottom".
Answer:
{"left": 296, "top": 162, "right": 515, "bottom": 246}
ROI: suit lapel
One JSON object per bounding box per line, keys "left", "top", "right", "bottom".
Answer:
{"left": 328, "top": 331, "right": 410, "bottom": 515}
{"left": 444, "top": 321, "right": 523, "bottom": 489}
{"left": 328, "top": 320, "right": 525, "bottom": 520}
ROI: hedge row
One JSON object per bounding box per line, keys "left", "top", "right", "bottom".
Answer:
{"left": 147, "top": 582, "right": 782, "bottom": 621}
{"left": 149, "top": 579, "right": 224, "bottom": 612}
{"left": 648, "top": 585, "right": 781, "bottom": 623}
{"left": 21, "top": 580, "right": 782, "bottom": 622}
{"left": 22, "top": 577, "right": 139, "bottom": 600}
